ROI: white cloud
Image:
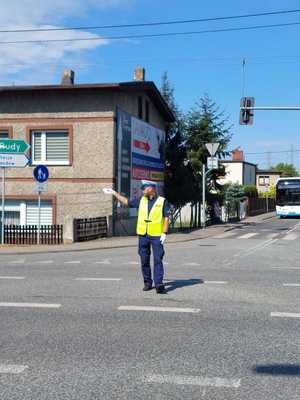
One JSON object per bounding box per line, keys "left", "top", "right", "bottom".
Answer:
{"left": 0, "top": 0, "right": 131, "bottom": 84}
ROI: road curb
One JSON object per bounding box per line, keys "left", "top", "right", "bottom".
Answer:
{"left": 0, "top": 230, "right": 221, "bottom": 256}
{"left": 0, "top": 214, "right": 275, "bottom": 256}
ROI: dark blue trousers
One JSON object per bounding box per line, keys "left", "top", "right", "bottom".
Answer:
{"left": 138, "top": 234, "right": 165, "bottom": 287}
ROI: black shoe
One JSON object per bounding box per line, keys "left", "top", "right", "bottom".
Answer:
{"left": 156, "top": 285, "right": 166, "bottom": 294}
{"left": 143, "top": 285, "right": 152, "bottom": 291}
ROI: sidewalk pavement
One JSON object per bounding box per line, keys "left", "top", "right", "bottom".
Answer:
{"left": 0, "top": 212, "right": 276, "bottom": 256}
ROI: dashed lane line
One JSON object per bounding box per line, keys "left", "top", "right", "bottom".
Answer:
{"left": 143, "top": 374, "right": 241, "bottom": 388}
{"left": 0, "top": 302, "right": 61, "bottom": 309}
{"left": 75, "top": 278, "right": 122, "bottom": 281}
{"left": 204, "top": 281, "right": 228, "bottom": 284}
{"left": 33, "top": 260, "right": 54, "bottom": 264}
{"left": 95, "top": 260, "right": 111, "bottom": 265}
{"left": 184, "top": 262, "right": 201, "bottom": 266}
{"left": 0, "top": 365, "right": 28, "bottom": 374}
{"left": 64, "top": 261, "right": 81, "bottom": 264}
{"left": 0, "top": 276, "right": 25, "bottom": 280}
{"left": 271, "top": 312, "right": 300, "bottom": 319}
{"left": 283, "top": 283, "right": 300, "bottom": 287}
{"left": 8, "top": 260, "right": 25, "bottom": 265}
{"left": 118, "top": 305, "right": 200, "bottom": 313}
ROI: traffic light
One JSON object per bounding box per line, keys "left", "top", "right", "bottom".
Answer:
{"left": 239, "top": 97, "right": 255, "bottom": 125}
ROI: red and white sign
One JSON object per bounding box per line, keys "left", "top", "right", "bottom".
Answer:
{"left": 133, "top": 139, "right": 150, "bottom": 153}
{"left": 132, "top": 167, "right": 150, "bottom": 180}
{"left": 131, "top": 117, "right": 165, "bottom": 160}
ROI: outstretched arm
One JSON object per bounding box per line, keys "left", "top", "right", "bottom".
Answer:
{"left": 103, "top": 188, "right": 128, "bottom": 206}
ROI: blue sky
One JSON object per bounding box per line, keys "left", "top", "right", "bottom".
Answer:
{"left": 1, "top": 0, "right": 300, "bottom": 170}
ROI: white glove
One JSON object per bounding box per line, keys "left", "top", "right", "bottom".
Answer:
{"left": 160, "top": 233, "right": 167, "bottom": 245}
{"left": 103, "top": 187, "right": 116, "bottom": 195}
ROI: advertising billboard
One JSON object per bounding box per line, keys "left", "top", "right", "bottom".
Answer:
{"left": 117, "top": 108, "right": 165, "bottom": 200}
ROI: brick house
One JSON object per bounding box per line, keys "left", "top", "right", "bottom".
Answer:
{"left": 0, "top": 68, "right": 174, "bottom": 242}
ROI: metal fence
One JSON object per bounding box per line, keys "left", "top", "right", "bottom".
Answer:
{"left": 247, "top": 198, "right": 276, "bottom": 216}
{"left": 3, "top": 225, "right": 63, "bottom": 245}
{"left": 73, "top": 217, "right": 107, "bottom": 242}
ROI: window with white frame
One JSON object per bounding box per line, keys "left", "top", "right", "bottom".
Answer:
{"left": 31, "top": 130, "right": 70, "bottom": 165}
{"left": 258, "top": 175, "right": 270, "bottom": 186}
{"left": 0, "top": 200, "right": 52, "bottom": 226}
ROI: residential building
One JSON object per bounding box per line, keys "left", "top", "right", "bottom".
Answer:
{"left": 256, "top": 170, "right": 282, "bottom": 193}
{"left": 0, "top": 68, "right": 174, "bottom": 241}
{"left": 218, "top": 149, "right": 257, "bottom": 186}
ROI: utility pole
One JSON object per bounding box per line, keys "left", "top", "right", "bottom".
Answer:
{"left": 267, "top": 152, "right": 272, "bottom": 169}
{"left": 290, "top": 144, "right": 294, "bottom": 165}
{"left": 202, "top": 163, "right": 206, "bottom": 229}
{"left": 241, "top": 58, "right": 246, "bottom": 98}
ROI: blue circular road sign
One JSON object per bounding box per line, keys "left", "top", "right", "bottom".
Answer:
{"left": 33, "top": 165, "right": 49, "bottom": 183}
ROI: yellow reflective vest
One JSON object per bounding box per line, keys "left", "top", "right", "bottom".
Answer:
{"left": 136, "top": 196, "right": 165, "bottom": 236}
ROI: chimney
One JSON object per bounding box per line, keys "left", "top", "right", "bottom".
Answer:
{"left": 232, "top": 149, "right": 244, "bottom": 161}
{"left": 134, "top": 66, "right": 145, "bottom": 82}
{"left": 61, "top": 69, "right": 75, "bottom": 85}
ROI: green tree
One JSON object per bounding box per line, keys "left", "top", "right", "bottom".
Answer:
{"left": 259, "top": 184, "right": 276, "bottom": 199}
{"left": 270, "top": 163, "right": 299, "bottom": 177}
{"left": 161, "top": 72, "right": 197, "bottom": 208}
{"left": 225, "top": 183, "right": 246, "bottom": 219}
{"left": 243, "top": 185, "right": 258, "bottom": 198}
{"left": 183, "top": 95, "right": 232, "bottom": 226}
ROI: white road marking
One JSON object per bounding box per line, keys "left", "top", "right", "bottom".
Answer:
{"left": 0, "top": 364, "right": 28, "bottom": 374}
{"left": 205, "top": 281, "right": 228, "bottom": 284}
{"left": 0, "top": 276, "right": 25, "bottom": 280}
{"left": 75, "top": 278, "right": 122, "bottom": 281}
{"left": 8, "top": 260, "right": 25, "bottom": 264}
{"left": 239, "top": 233, "right": 258, "bottom": 239}
{"left": 234, "top": 238, "right": 278, "bottom": 258}
{"left": 64, "top": 261, "right": 81, "bottom": 264}
{"left": 283, "top": 233, "right": 298, "bottom": 241}
{"left": 272, "top": 267, "right": 300, "bottom": 271}
{"left": 123, "top": 261, "right": 139, "bottom": 265}
{"left": 118, "top": 305, "right": 200, "bottom": 313}
{"left": 0, "top": 302, "right": 61, "bottom": 309}
{"left": 143, "top": 374, "right": 241, "bottom": 388}
{"left": 283, "top": 283, "right": 300, "bottom": 287}
{"left": 95, "top": 260, "right": 111, "bottom": 265}
{"left": 271, "top": 312, "right": 300, "bottom": 319}
{"left": 34, "top": 260, "right": 54, "bottom": 264}
{"left": 266, "top": 233, "right": 278, "bottom": 239}
{"left": 214, "top": 232, "right": 236, "bottom": 239}
{"left": 184, "top": 262, "right": 201, "bottom": 266}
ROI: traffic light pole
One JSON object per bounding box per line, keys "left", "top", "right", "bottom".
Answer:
{"left": 241, "top": 106, "right": 300, "bottom": 111}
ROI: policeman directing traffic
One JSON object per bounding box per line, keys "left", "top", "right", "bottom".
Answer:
{"left": 103, "top": 180, "right": 170, "bottom": 294}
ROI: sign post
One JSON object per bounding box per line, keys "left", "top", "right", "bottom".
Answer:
{"left": 202, "top": 143, "right": 220, "bottom": 229}
{"left": 1, "top": 168, "right": 5, "bottom": 245}
{"left": 0, "top": 139, "right": 30, "bottom": 245}
{"left": 33, "top": 165, "right": 49, "bottom": 245}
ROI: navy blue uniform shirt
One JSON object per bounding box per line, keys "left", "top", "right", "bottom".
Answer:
{"left": 128, "top": 195, "right": 170, "bottom": 218}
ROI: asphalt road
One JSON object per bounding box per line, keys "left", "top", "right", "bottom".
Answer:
{"left": 0, "top": 216, "right": 299, "bottom": 399}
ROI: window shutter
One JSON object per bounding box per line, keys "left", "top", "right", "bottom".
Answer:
{"left": 33, "top": 132, "right": 42, "bottom": 161}
{"left": 26, "top": 201, "right": 52, "bottom": 225}
{"left": 46, "top": 132, "right": 69, "bottom": 162}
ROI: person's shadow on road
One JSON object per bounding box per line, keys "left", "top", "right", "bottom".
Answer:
{"left": 164, "top": 278, "right": 204, "bottom": 293}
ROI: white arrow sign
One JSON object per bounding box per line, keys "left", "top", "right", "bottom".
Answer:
{"left": 205, "top": 142, "right": 220, "bottom": 156}
{"left": 0, "top": 153, "right": 30, "bottom": 168}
